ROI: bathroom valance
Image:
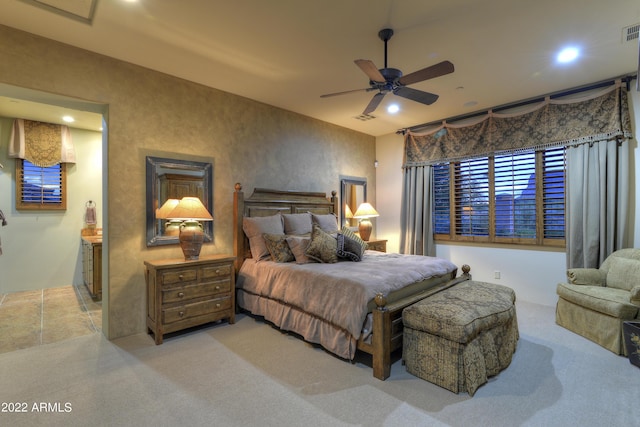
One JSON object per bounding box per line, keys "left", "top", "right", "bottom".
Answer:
{"left": 8, "top": 119, "right": 75, "bottom": 167}
{"left": 403, "top": 82, "right": 632, "bottom": 167}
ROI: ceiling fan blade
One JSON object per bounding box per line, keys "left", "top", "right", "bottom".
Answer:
{"left": 398, "top": 60, "right": 454, "bottom": 86}
{"left": 363, "top": 92, "right": 386, "bottom": 115}
{"left": 320, "top": 87, "right": 373, "bottom": 98}
{"left": 354, "top": 59, "right": 386, "bottom": 83}
{"left": 394, "top": 86, "right": 439, "bottom": 105}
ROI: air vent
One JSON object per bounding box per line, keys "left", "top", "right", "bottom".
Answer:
{"left": 622, "top": 23, "right": 640, "bottom": 43}
{"left": 354, "top": 114, "right": 376, "bottom": 121}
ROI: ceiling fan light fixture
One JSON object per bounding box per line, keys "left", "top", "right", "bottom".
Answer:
{"left": 387, "top": 104, "right": 400, "bottom": 114}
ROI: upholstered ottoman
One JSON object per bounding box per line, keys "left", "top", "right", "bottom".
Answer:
{"left": 402, "top": 281, "right": 518, "bottom": 396}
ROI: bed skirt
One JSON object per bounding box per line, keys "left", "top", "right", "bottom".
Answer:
{"left": 237, "top": 289, "right": 358, "bottom": 360}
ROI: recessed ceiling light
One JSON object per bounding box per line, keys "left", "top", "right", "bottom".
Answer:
{"left": 62, "top": 115, "right": 75, "bottom": 123}
{"left": 387, "top": 104, "right": 400, "bottom": 114}
{"left": 557, "top": 47, "right": 579, "bottom": 63}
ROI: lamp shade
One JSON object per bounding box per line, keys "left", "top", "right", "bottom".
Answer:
{"left": 345, "top": 204, "right": 354, "bottom": 219}
{"left": 353, "top": 202, "right": 379, "bottom": 219}
{"left": 166, "top": 197, "right": 213, "bottom": 221}
{"left": 156, "top": 198, "right": 180, "bottom": 219}
{"left": 156, "top": 198, "right": 181, "bottom": 236}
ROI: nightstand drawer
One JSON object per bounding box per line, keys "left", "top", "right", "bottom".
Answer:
{"left": 201, "top": 263, "right": 232, "bottom": 279}
{"left": 162, "top": 268, "right": 198, "bottom": 285}
{"left": 163, "top": 296, "right": 232, "bottom": 324}
{"left": 162, "top": 279, "right": 231, "bottom": 303}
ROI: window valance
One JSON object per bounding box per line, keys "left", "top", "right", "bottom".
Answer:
{"left": 8, "top": 119, "right": 75, "bottom": 167}
{"left": 403, "top": 82, "right": 632, "bottom": 167}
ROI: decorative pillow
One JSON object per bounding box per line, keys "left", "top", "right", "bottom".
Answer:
{"left": 242, "top": 213, "right": 284, "bottom": 260}
{"left": 286, "top": 236, "right": 313, "bottom": 264}
{"left": 311, "top": 212, "right": 339, "bottom": 235}
{"left": 263, "top": 233, "right": 295, "bottom": 263}
{"left": 282, "top": 213, "right": 312, "bottom": 235}
{"left": 606, "top": 257, "right": 640, "bottom": 291}
{"left": 305, "top": 223, "right": 338, "bottom": 263}
{"left": 337, "top": 226, "right": 367, "bottom": 262}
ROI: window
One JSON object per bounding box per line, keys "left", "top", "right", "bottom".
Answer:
{"left": 16, "top": 159, "right": 67, "bottom": 210}
{"left": 433, "top": 147, "right": 565, "bottom": 247}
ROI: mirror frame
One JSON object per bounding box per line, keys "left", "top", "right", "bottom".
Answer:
{"left": 146, "top": 156, "right": 213, "bottom": 247}
{"left": 340, "top": 176, "right": 367, "bottom": 228}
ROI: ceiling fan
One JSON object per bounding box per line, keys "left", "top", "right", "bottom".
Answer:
{"left": 321, "top": 28, "right": 454, "bottom": 115}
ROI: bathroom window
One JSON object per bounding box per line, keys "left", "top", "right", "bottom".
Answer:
{"left": 16, "top": 159, "right": 67, "bottom": 210}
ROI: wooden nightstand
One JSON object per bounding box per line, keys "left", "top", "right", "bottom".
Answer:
{"left": 144, "top": 254, "right": 236, "bottom": 344}
{"left": 365, "top": 239, "right": 387, "bottom": 252}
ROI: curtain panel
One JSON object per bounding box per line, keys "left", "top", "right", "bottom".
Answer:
{"left": 566, "top": 139, "right": 630, "bottom": 268}
{"left": 8, "top": 119, "right": 75, "bottom": 167}
{"left": 403, "top": 83, "right": 632, "bottom": 166}
{"left": 400, "top": 165, "right": 435, "bottom": 256}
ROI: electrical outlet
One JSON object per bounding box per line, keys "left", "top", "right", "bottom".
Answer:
{"left": 494, "top": 270, "right": 501, "bottom": 279}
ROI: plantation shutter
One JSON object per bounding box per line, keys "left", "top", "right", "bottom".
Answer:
{"left": 494, "top": 152, "right": 536, "bottom": 240}
{"left": 542, "top": 147, "right": 566, "bottom": 242}
{"left": 454, "top": 158, "right": 489, "bottom": 239}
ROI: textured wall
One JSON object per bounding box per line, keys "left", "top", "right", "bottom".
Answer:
{"left": 0, "top": 25, "right": 375, "bottom": 339}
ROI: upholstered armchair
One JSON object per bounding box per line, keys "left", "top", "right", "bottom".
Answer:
{"left": 556, "top": 248, "right": 640, "bottom": 355}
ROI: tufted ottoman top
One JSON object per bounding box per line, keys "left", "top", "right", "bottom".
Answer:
{"left": 402, "top": 281, "right": 516, "bottom": 344}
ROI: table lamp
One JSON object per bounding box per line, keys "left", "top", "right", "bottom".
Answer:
{"left": 167, "top": 197, "right": 213, "bottom": 260}
{"left": 353, "top": 202, "right": 379, "bottom": 241}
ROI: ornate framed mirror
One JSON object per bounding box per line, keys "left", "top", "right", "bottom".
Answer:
{"left": 340, "top": 176, "right": 367, "bottom": 229}
{"left": 146, "top": 156, "right": 213, "bottom": 247}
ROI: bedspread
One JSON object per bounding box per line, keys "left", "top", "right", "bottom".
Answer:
{"left": 237, "top": 251, "right": 457, "bottom": 341}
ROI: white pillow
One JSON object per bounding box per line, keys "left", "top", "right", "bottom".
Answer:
{"left": 310, "top": 212, "right": 339, "bottom": 235}
{"left": 282, "top": 213, "right": 312, "bottom": 235}
{"left": 242, "top": 213, "right": 283, "bottom": 260}
{"left": 285, "top": 236, "right": 313, "bottom": 264}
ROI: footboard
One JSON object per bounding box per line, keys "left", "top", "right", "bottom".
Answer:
{"left": 360, "top": 264, "right": 471, "bottom": 380}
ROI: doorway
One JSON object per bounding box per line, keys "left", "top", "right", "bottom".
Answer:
{"left": 0, "top": 84, "right": 108, "bottom": 352}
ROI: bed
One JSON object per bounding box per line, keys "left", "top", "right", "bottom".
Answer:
{"left": 233, "top": 184, "right": 471, "bottom": 380}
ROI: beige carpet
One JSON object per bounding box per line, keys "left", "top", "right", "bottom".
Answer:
{"left": 0, "top": 300, "right": 638, "bottom": 426}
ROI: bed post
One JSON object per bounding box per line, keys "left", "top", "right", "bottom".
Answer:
{"left": 372, "top": 294, "right": 391, "bottom": 380}
{"left": 330, "top": 190, "right": 338, "bottom": 219}
{"left": 233, "top": 183, "right": 245, "bottom": 273}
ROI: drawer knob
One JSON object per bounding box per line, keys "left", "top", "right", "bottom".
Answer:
{"left": 178, "top": 274, "right": 184, "bottom": 280}
{"left": 215, "top": 303, "right": 221, "bottom": 308}
{"left": 215, "top": 269, "right": 220, "bottom": 274}
{"left": 214, "top": 285, "right": 220, "bottom": 290}
{"left": 179, "top": 311, "right": 185, "bottom": 317}
{"left": 177, "top": 292, "right": 184, "bottom": 298}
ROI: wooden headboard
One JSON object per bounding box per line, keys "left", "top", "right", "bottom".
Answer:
{"left": 233, "top": 183, "right": 338, "bottom": 272}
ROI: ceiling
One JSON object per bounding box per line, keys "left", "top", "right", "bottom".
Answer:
{"left": 0, "top": 0, "right": 638, "bottom": 136}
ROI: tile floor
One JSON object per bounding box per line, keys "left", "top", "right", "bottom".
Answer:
{"left": 0, "top": 284, "right": 101, "bottom": 354}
